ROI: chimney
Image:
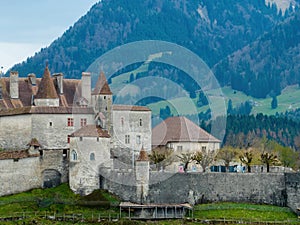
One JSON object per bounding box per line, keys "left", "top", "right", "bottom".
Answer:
{"left": 81, "top": 72, "right": 91, "bottom": 105}
{"left": 10, "top": 71, "right": 19, "bottom": 99}
{"left": 53, "top": 73, "right": 64, "bottom": 94}
{"left": 27, "top": 73, "right": 36, "bottom": 86}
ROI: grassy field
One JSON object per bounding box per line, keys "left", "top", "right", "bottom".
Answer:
{"left": 145, "top": 85, "right": 300, "bottom": 117}
{"left": 0, "top": 184, "right": 298, "bottom": 224}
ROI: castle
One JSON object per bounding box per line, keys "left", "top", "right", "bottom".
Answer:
{"left": 0, "top": 65, "right": 151, "bottom": 196}
{"left": 0, "top": 66, "right": 299, "bottom": 216}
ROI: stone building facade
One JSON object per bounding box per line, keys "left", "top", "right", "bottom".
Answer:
{"left": 0, "top": 65, "right": 151, "bottom": 196}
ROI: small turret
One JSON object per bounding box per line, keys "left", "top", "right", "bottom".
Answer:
{"left": 135, "top": 146, "right": 150, "bottom": 203}
{"left": 92, "top": 72, "right": 112, "bottom": 134}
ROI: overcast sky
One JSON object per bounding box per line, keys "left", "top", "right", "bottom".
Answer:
{"left": 0, "top": 0, "right": 99, "bottom": 73}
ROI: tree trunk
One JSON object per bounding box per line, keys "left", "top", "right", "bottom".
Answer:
{"left": 184, "top": 163, "right": 189, "bottom": 173}
{"left": 247, "top": 165, "right": 251, "bottom": 173}
{"left": 225, "top": 163, "right": 229, "bottom": 172}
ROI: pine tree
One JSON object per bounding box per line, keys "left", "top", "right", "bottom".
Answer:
{"left": 271, "top": 96, "right": 278, "bottom": 109}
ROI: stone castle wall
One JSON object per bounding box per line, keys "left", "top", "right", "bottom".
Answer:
{"left": 0, "top": 156, "right": 41, "bottom": 196}
{"left": 0, "top": 114, "right": 31, "bottom": 150}
{"left": 112, "top": 111, "right": 152, "bottom": 152}
{"left": 102, "top": 172, "right": 300, "bottom": 214}
{"left": 285, "top": 173, "right": 300, "bottom": 213}
{"left": 0, "top": 149, "right": 69, "bottom": 196}
{"left": 148, "top": 173, "right": 287, "bottom": 206}
{"left": 31, "top": 114, "right": 94, "bottom": 149}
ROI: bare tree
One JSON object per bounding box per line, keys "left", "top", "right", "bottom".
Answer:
{"left": 239, "top": 150, "right": 253, "bottom": 172}
{"left": 197, "top": 149, "right": 216, "bottom": 172}
{"left": 200, "top": 150, "right": 216, "bottom": 172}
{"left": 217, "top": 146, "right": 239, "bottom": 172}
{"left": 149, "top": 147, "right": 173, "bottom": 171}
{"left": 260, "top": 152, "right": 280, "bottom": 172}
{"left": 177, "top": 153, "right": 193, "bottom": 173}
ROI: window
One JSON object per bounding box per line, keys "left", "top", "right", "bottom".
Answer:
{"left": 49, "top": 122, "right": 52, "bottom": 127}
{"left": 79, "top": 137, "right": 83, "bottom": 141}
{"left": 136, "top": 135, "right": 141, "bottom": 144}
{"left": 167, "top": 143, "right": 174, "bottom": 149}
{"left": 125, "top": 135, "right": 130, "bottom": 144}
{"left": 139, "top": 118, "right": 143, "bottom": 126}
{"left": 90, "top": 153, "right": 95, "bottom": 161}
{"left": 97, "top": 137, "right": 99, "bottom": 142}
{"left": 121, "top": 117, "right": 124, "bottom": 126}
{"left": 67, "top": 118, "right": 74, "bottom": 127}
{"left": 71, "top": 150, "right": 77, "bottom": 161}
{"left": 80, "top": 118, "right": 87, "bottom": 127}
{"left": 67, "top": 135, "right": 70, "bottom": 144}
{"left": 177, "top": 146, "right": 183, "bottom": 151}
{"left": 104, "top": 96, "right": 106, "bottom": 100}
{"left": 63, "top": 149, "right": 67, "bottom": 159}
{"left": 202, "top": 146, "right": 207, "bottom": 151}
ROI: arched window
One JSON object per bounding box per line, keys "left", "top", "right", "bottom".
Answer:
{"left": 139, "top": 118, "right": 143, "bottom": 126}
{"left": 90, "top": 153, "right": 95, "bottom": 161}
{"left": 71, "top": 150, "right": 77, "bottom": 161}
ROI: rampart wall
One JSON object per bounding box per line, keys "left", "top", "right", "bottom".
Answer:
{"left": 0, "top": 149, "right": 68, "bottom": 196}
{"left": 103, "top": 172, "right": 300, "bottom": 214}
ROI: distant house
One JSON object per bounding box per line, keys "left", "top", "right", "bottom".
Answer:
{"left": 152, "top": 116, "right": 220, "bottom": 171}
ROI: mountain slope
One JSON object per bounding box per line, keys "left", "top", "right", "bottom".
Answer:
{"left": 213, "top": 10, "right": 300, "bottom": 98}
{"left": 7, "top": 0, "right": 284, "bottom": 80}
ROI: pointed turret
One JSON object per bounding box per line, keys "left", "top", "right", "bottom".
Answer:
{"left": 137, "top": 146, "right": 149, "bottom": 161}
{"left": 92, "top": 71, "right": 112, "bottom": 95}
{"left": 92, "top": 71, "right": 112, "bottom": 134}
{"left": 34, "top": 65, "right": 59, "bottom": 106}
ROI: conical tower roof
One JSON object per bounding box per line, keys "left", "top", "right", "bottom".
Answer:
{"left": 92, "top": 71, "right": 112, "bottom": 95}
{"left": 137, "top": 146, "right": 149, "bottom": 161}
{"left": 35, "top": 65, "right": 58, "bottom": 99}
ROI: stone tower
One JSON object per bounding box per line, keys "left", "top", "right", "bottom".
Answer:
{"left": 92, "top": 72, "right": 112, "bottom": 134}
{"left": 135, "top": 146, "right": 150, "bottom": 204}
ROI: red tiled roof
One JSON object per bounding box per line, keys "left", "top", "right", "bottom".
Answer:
{"left": 0, "top": 106, "right": 94, "bottom": 116}
{"left": 0, "top": 150, "right": 39, "bottom": 160}
{"left": 113, "top": 105, "right": 151, "bottom": 111}
{"left": 152, "top": 116, "right": 220, "bottom": 146}
{"left": 35, "top": 66, "right": 59, "bottom": 99}
{"left": 0, "top": 76, "right": 84, "bottom": 112}
{"left": 70, "top": 124, "right": 110, "bottom": 138}
{"left": 137, "top": 146, "right": 149, "bottom": 161}
{"left": 92, "top": 71, "right": 112, "bottom": 95}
